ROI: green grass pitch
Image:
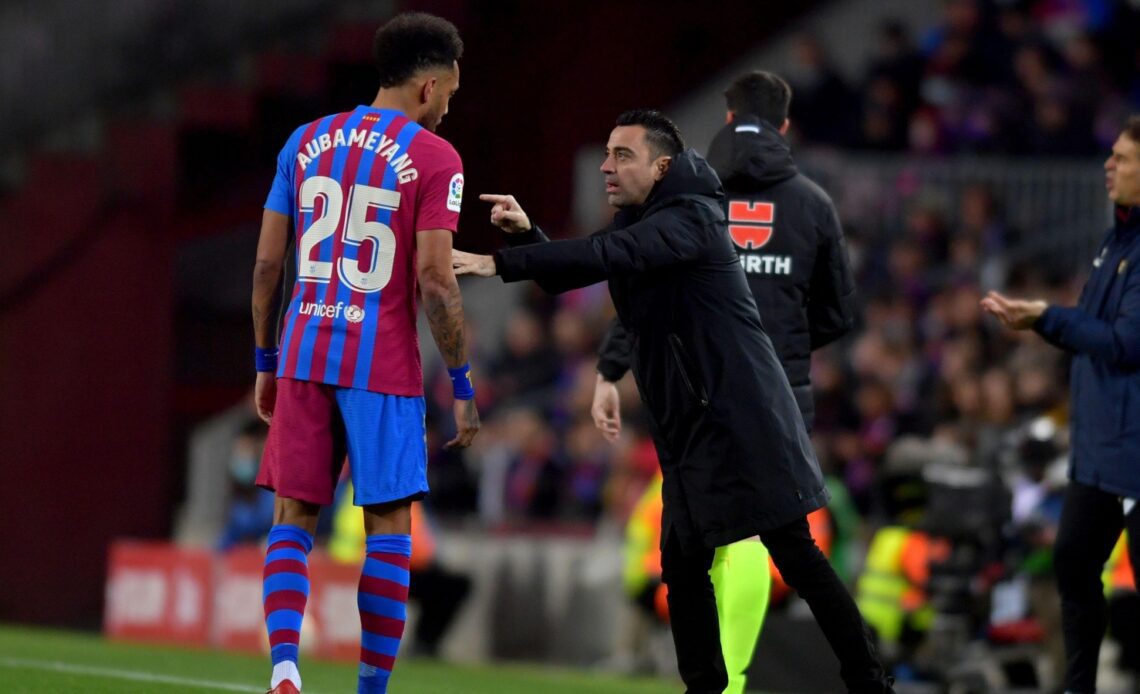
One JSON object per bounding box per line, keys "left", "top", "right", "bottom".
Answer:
{"left": 0, "top": 624, "right": 679, "bottom": 693}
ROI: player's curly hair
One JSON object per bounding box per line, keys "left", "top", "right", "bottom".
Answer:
{"left": 373, "top": 12, "right": 463, "bottom": 88}
{"left": 615, "top": 109, "right": 685, "bottom": 159}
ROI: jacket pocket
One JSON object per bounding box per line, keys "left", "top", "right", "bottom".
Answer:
{"left": 667, "top": 334, "right": 709, "bottom": 408}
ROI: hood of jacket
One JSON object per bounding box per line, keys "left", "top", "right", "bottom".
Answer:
{"left": 706, "top": 115, "right": 797, "bottom": 192}
{"left": 615, "top": 148, "right": 725, "bottom": 227}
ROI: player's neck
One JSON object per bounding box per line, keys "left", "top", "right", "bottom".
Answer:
{"left": 370, "top": 87, "right": 421, "bottom": 121}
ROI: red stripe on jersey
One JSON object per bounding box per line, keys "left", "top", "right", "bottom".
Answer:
{"left": 282, "top": 117, "right": 334, "bottom": 378}
{"left": 339, "top": 114, "right": 414, "bottom": 386}
{"left": 289, "top": 110, "right": 354, "bottom": 379}
{"left": 365, "top": 118, "right": 423, "bottom": 393}
{"left": 307, "top": 113, "right": 371, "bottom": 380}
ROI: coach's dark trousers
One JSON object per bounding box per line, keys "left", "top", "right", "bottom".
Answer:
{"left": 661, "top": 516, "right": 893, "bottom": 694}
{"left": 1054, "top": 480, "right": 1140, "bottom": 693}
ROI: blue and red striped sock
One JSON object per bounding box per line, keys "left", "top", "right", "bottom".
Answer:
{"left": 263, "top": 524, "right": 313, "bottom": 685}
{"left": 357, "top": 534, "right": 412, "bottom": 694}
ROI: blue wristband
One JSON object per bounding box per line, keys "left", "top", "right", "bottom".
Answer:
{"left": 447, "top": 363, "right": 475, "bottom": 400}
{"left": 255, "top": 346, "right": 279, "bottom": 373}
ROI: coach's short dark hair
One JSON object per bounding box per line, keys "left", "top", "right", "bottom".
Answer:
{"left": 615, "top": 109, "right": 685, "bottom": 158}
{"left": 1125, "top": 114, "right": 1140, "bottom": 145}
{"left": 725, "top": 71, "right": 792, "bottom": 128}
{"left": 373, "top": 12, "right": 463, "bottom": 88}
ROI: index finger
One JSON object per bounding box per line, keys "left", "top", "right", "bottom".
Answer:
{"left": 479, "top": 193, "right": 513, "bottom": 205}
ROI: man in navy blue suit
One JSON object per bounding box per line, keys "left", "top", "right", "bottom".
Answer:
{"left": 983, "top": 116, "right": 1140, "bottom": 694}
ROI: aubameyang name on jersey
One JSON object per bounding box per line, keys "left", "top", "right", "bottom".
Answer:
{"left": 296, "top": 129, "right": 417, "bottom": 183}
{"left": 739, "top": 253, "right": 793, "bottom": 275}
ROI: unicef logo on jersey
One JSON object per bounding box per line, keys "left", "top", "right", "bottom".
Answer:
{"left": 344, "top": 305, "right": 365, "bottom": 323}
{"left": 299, "top": 300, "right": 366, "bottom": 323}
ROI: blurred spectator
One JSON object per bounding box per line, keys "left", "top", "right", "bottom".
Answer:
{"left": 475, "top": 408, "right": 563, "bottom": 523}
{"left": 785, "top": 33, "right": 858, "bottom": 146}
{"left": 830, "top": 0, "right": 1140, "bottom": 155}
{"left": 216, "top": 420, "right": 274, "bottom": 551}
{"left": 486, "top": 308, "right": 561, "bottom": 409}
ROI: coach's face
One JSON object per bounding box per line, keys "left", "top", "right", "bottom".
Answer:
{"left": 601, "top": 126, "right": 670, "bottom": 208}
{"left": 1106, "top": 132, "right": 1140, "bottom": 207}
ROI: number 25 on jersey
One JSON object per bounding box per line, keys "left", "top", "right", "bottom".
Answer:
{"left": 296, "top": 175, "right": 399, "bottom": 293}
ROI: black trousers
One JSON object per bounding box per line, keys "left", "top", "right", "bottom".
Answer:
{"left": 408, "top": 564, "right": 471, "bottom": 655}
{"left": 661, "top": 515, "right": 893, "bottom": 694}
{"left": 1054, "top": 480, "right": 1140, "bottom": 693}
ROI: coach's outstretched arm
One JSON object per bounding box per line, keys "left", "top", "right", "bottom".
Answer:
{"left": 450, "top": 193, "right": 536, "bottom": 277}
{"left": 419, "top": 228, "right": 480, "bottom": 449}
{"left": 452, "top": 193, "right": 536, "bottom": 270}
{"left": 251, "top": 209, "right": 290, "bottom": 424}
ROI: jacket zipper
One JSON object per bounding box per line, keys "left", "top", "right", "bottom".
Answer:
{"left": 668, "top": 334, "right": 709, "bottom": 407}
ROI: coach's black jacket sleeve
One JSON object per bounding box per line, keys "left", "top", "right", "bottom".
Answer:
{"left": 597, "top": 318, "right": 632, "bottom": 382}
{"left": 493, "top": 207, "right": 710, "bottom": 294}
{"left": 807, "top": 200, "right": 857, "bottom": 350}
{"left": 502, "top": 225, "right": 552, "bottom": 247}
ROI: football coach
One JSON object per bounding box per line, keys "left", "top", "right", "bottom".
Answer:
{"left": 452, "top": 109, "right": 892, "bottom": 694}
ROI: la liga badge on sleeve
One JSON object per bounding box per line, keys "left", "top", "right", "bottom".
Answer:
{"left": 447, "top": 173, "right": 464, "bottom": 212}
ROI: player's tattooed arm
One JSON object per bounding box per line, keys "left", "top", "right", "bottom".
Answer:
{"left": 422, "top": 271, "right": 468, "bottom": 367}
{"left": 417, "top": 228, "right": 469, "bottom": 368}
{"left": 419, "top": 227, "right": 480, "bottom": 449}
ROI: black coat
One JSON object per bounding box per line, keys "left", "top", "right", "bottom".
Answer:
{"left": 705, "top": 115, "right": 857, "bottom": 427}
{"left": 493, "top": 149, "right": 828, "bottom": 551}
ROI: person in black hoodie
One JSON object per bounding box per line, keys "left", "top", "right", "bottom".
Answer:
{"left": 452, "top": 109, "right": 891, "bottom": 694}
{"left": 707, "top": 70, "right": 857, "bottom": 424}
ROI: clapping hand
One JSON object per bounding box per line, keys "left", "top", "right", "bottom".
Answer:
{"left": 980, "top": 290, "right": 1048, "bottom": 330}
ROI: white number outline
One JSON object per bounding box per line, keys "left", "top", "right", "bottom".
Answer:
{"left": 296, "top": 175, "right": 401, "bottom": 293}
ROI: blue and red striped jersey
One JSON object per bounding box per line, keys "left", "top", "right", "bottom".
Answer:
{"left": 265, "top": 106, "right": 463, "bottom": 395}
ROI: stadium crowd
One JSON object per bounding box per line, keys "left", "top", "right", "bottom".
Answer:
{"left": 785, "top": 0, "right": 1140, "bottom": 156}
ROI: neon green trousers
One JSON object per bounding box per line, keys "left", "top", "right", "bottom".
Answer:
{"left": 710, "top": 538, "right": 771, "bottom": 694}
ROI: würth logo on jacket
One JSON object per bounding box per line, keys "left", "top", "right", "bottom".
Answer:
{"left": 729, "top": 200, "right": 774, "bottom": 249}
{"left": 728, "top": 200, "right": 792, "bottom": 275}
